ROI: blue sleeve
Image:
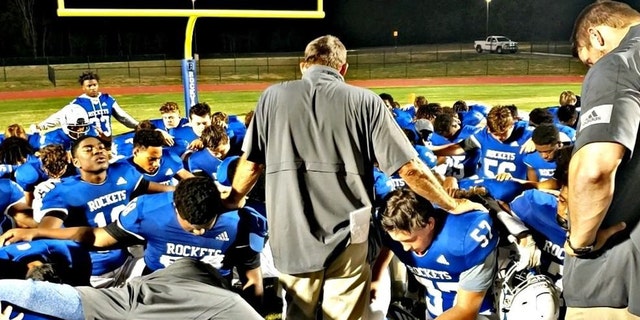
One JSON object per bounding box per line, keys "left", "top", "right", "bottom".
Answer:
{"left": 462, "top": 213, "right": 498, "bottom": 268}
{"left": 240, "top": 206, "right": 268, "bottom": 252}
{"left": 115, "top": 198, "right": 145, "bottom": 239}
{"left": 122, "top": 163, "right": 144, "bottom": 192}
{"left": 165, "top": 150, "right": 185, "bottom": 172}
{"left": 40, "top": 186, "right": 68, "bottom": 217}
{"left": 14, "top": 165, "right": 39, "bottom": 191}
{"left": 7, "top": 180, "right": 25, "bottom": 205}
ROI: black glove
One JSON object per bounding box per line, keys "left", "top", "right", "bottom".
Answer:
{"left": 475, "top": 195, "right": 503, "bottom": 215}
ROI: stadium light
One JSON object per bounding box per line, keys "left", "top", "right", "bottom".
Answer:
{"left": 486, "top": 0, "right": 492, "bottom": 37}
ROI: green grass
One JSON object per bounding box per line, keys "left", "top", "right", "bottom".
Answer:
{"left": 0, "top": 83, "right": 581, "bottom": 136}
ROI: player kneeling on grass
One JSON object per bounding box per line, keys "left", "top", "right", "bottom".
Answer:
{"left": 371, "top": 188, "right": 498, "bottom": 320}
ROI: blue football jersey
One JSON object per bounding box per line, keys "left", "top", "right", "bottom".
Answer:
{"left": 170, "top": 126, "right": 200, "bottom": 157}
{"left": 39, "top": 128, "right": 77, "bottom": 151}
{"left": 0, "top": 179, "right": 25, "bottom": 234}
{"left": 111, "top": 131, "right": 135, "bottom": 160}
{"left": 556, "top": 123, "right": 576, "bottom": 142}
{"left": 431, "top": 125, "right": 481, "bottom": 179}
{"left": 0, "top": 239, "right": 92, "bottom": 280}
{"left": 187, "top": 149, "right": 223, "bottom": 180}
{"left": 460, "top": 110, "right": 486, "bottom": 128}
{"left": 470, "top": 121, "right": 532, "bottom": 180}
{"left": 71, "top": 93, "right": 118, "bottom": 137}
{"left": 415, "top": 145, "right": 438, "bottom": 169}
{"left": 545, "top": 106, "right": 560, "bottom": 124}
{"left": 40, "top": 161, "right": 143, "bottom": 275}
{"left": 116, "top": 192, "right": 267, "bottom": 277}
{"left": 123, "top": 149, "right": 184, "bottom": 185}
{"left": 458, "top": 178, "right": 528, "bottom": 203}
{"left": 383, "top": 210, "right": 498, "bottom": 318}
{"left": 149, "top": 117, "right": 189, "bottom": 134}
{"left": 510, "top": 190, "right": 566, "bottom": 283}
{"left": 469, "top": 103, "right": 490, "bottom": 117}
{"left": 14, "top": 157, "right": 49, "bottom": 192}
{"left": 373, "top": 167, "right": 405, "bottom": 204}
{"left": 523, "top": 152, "right": 556, "bottom": 181}
{"left": 392, "top": 108, "right": 415, "bottom": 130}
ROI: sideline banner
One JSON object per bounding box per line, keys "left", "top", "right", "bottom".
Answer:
{"left": 181, "top": 59, "right": 199, "bottom": 115}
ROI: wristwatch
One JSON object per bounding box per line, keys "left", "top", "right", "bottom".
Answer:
{"left": 566, "top": 235, "right": 596, "bottom": 256}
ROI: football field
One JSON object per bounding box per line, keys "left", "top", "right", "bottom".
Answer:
{"left": 0, "top": 76, "right": 582, "bottom": 135}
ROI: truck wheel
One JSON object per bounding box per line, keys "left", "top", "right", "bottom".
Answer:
{"left": 476, "top": 46, "right": 483, "bottom": 53}
{"left": 511, "top": 49, "right": 518, "bottom": 53}
{"left": 496, "top": 46, "right": 503, "bottom": 54}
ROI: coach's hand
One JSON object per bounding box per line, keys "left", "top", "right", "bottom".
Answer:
{"left": 449, "top": 198, "right": 488, "bottom": 214}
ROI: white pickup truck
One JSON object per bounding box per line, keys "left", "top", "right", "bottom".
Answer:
{"left": 474, "top": 36, "right": 518, "bottom": 54}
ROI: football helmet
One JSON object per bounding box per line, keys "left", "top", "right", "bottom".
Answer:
{"left": 61, "top": 104, "right": 90, "bottom": 140}
{"left": 498, "top": 262, "right": 560, "bottom": 320}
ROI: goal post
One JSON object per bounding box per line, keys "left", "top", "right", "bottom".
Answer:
{"left": 55, "top": 0, "right": 325, "bottom": 114}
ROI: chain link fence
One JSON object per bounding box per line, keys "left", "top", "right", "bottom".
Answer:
{"left": 0, "top": 42, "right": 586, "bottom": 89}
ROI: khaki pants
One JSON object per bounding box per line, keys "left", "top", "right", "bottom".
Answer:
{"left": 566, "top": 307, "right": 640, "bottom": 320}
{"left": 280, "top": 241, "right": 371, "bottom": 320}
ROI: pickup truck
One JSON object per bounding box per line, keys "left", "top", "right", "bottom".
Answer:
{"left": 474, "top": 36, "right": 518, "bottom": 54}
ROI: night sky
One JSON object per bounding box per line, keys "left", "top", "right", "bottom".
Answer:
{"left": 1, "top": 0, "right": 638, "bottom": 58}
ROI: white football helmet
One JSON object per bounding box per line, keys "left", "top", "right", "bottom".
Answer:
{"left": 498, "top": 263, "right": 560, "bottom": 320}
{"left": 61, "top": 104, "right": 90, "bottom": 140}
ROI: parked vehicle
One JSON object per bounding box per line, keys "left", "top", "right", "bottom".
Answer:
{"left": 474, "top": 36, "right": 518, "bottom": 54}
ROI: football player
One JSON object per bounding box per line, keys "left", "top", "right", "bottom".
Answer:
{"left": 523, "top": 124, "right": 563, "bottom": 182}
{"left": 431, "top": 113, "right": 482, "bottom": 180}
{"left": 432, "top": 105, "right": 533, "bottom": 181}
{"left": 0, "top": 177, "right": 267, "bottom": 308}
{"left": 36, "top": 136, "right": 174, "bottom": 287}
{"left": 36, "top": 71, "right": 139, "bottom": 141}
{"left": 372, "top": 188, "right": 498, "bottom": 320}
{"left": 119, "top": 129, "right": 193, "bottom": 186}
{"left": 39, "top": 104, "right": 91, "bottom": 151}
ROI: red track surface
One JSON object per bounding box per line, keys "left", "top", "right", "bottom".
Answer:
{"left": 0, "top": 75, "right": 583, "bottom": 100}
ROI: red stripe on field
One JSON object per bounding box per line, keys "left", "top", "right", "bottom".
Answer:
{"left": 0, "top": 75, "right": 583, "bottom": 100}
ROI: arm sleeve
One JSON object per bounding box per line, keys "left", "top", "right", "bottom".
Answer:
{"left": 104, "top": 222, "right": 145, "bottom": 245}
{"left": 458, "top": 248, "right": 497, "bottom": 292}
{"left": 111, "top": 101, "right": 139, "bottom": 129}
{"left": 37, "top": 108, "right": 65, "bottom": 130}
{"left": 460, "top": 135, "right": 481, "bottom": 152}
